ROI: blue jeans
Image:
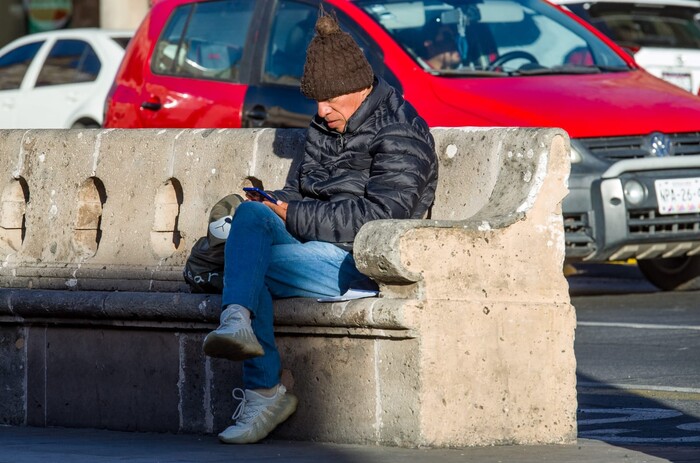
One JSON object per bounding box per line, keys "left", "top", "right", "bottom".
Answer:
{"left": 222, "top": 201, "right": 377, "bottom": 390}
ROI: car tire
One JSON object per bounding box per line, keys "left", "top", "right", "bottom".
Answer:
{"left": 72, "top": 121, "right": 100, "bottom": 129}
{"left": 637, "top": 256, "right": 700, "bottom": 291}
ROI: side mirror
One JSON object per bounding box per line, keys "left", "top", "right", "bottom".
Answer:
{"left": 620, "top": 45, "right": 640, "bottom": 58}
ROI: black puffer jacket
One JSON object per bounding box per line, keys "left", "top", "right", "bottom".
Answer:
{"left": 274, "top": 77, "right": 438, "bottom": 250}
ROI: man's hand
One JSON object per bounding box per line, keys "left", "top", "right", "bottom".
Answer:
{"left": 265, "top": 200, "right": 288, "bottom": 222}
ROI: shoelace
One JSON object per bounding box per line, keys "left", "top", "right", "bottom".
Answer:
{"left": 231, "top": 388, "right": 248, "bottom": 421}
{"left": 231, "top": 388, "right": 270, "bottom": 424}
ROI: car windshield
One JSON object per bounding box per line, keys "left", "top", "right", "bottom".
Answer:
{"left": 562, "top": 2, "right": 700, "bottom": 50}
{"left": 356, "top": 0, "right": 630, "bottom": 75}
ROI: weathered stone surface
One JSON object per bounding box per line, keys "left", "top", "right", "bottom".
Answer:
{"left": 0, "top": 325, "right": 26, "bottom": 426}
{"left": 276, "top": 335, "right": 382, "bottom": 443}
{"left": 412, "top": 301, "right": 577, "bottom": 446}
{"left": 26, "top": 326, "right": 181, "bottom": 432}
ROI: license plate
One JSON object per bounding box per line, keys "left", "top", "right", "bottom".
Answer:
{"left": 662, "top": 72, "right": 692, "bottom": 92}
{"left": 655, "top": 177, "right": 700, "bottom": 215}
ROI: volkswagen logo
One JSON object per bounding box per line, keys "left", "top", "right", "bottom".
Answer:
{"left": 646, "top": 132, "right": 673, "bottom": 157}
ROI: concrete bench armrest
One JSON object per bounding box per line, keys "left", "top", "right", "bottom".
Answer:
{"left": 354, "top": 214, "right": 526, "bottom": 284}
{"left": 355, "top": 128, "right": 570, "bottom": 289}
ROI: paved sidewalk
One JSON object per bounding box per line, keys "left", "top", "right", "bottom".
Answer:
{"left": 1, "top": 426, "right": 698, "bottom": 463}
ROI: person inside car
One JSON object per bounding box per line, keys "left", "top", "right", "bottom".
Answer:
{"left": 421, "top": 21, "right": 462, "bottom": 70}
{"left": 201, "top": 9, "right": 438, "bottom": 445}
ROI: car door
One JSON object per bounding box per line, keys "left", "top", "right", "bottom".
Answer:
{"left": 137, "top": 0, "right": 261, "bottom": 128}
{"left": 242, "top": 0, "right": 401, "bottom": 128}
{"left": 17, "top": 38, "right": 103, "bottom": 128}
{"left": 0, "top": 41, "right": 45, "bottom": 128}
{"left": 240, "top": 0, "right": 316, "bottom": 128}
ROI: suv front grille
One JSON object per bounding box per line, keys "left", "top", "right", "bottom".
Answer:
{"left": 578, "top": 132, "right": 700, "bottom": 161}
{"left": 628, "top": 210, "right": 700, "bottom": 236}
{"left": 564, "top": 212, "right": 595, "bottom": 257}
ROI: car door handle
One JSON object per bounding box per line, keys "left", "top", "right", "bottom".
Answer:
{"left": 141, "top": 99, "right": 162, "bottom": 111}
{"left": 245, "top": 105, "right": 267, "bottom": 127}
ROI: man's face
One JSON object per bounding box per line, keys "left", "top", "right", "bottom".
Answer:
{"left": 316, "top": 88, "right": 369, "bottom": 133}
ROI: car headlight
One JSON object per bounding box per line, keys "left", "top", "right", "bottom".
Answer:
{"left": 570, "top": 145, "right": 583, "bottom": 164}
{"left": 623, "top": 179, "right": 646, "bottom": 205}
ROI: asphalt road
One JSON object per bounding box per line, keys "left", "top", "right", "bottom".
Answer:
{"left": 569, "top": 263, "right": 700, "bottom": 454}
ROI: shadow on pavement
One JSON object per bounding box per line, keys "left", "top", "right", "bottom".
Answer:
{"left": 0, "top": 426, "right": 373, "bottom": 463}
{"left": 567, "top": 262, "right": 659, "bottom": 297}
{"left": 577, "top": 373, "right": 700, "bottom": 463}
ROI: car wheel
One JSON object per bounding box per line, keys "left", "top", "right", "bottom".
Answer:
{"left": 72, "top": 121, "right": 100, "bottom": 129}
{"left": 637, "top": 256, "right": 700, "bottom": 291}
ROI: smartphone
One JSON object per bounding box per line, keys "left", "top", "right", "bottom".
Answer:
{"left": 243, "top": 187, "right": 277, "bottom": 203}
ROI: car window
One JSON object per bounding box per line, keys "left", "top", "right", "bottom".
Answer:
{"left": 333, "top": 7, "right": 403, "bottom": 91}
{"left": 263, "top": 0, "right": 317, "bottom": 85}
{"left": 36, "top": 39, "right": 101, "bottom": 87}
{"left": 357, "top": 0, "right": 629, "bottom": 74}
{"left": 262, "top": 0, "right": 402, "bottom": 91}
{"left": 151, "top": 0, "right": 254, "bottom": 82}
{"left": 565, "top": 3, "right": 700, "bottom": 50}
{"left": 0, "top": 41, "right": 44, "bottom": 90}
{"left": 111, "top": 37, "right": 132, "bottom": 50}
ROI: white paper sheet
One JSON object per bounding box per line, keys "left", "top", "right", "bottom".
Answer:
{"left": 316, "top": 289, "right": 379, "bottom": 302}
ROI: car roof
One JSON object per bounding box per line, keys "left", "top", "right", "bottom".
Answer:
{"left": 0, "top": 28, "right": 135, "bottom": 52}
{"left": 551, "top": 0, "right": 700, "bottom": 7}
{"left": 7, "top": 27, "right": 134, "bottom": 42}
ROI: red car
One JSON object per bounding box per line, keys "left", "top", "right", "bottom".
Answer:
{"left": 106, "top": 0, "right": 700, "bottom": 290}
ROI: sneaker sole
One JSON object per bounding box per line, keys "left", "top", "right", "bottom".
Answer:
{"left": 203, "top": 332, "right": 264, "bottom": 361}
{"left": 218, "top": 393, "right": 299, "bottom": 444}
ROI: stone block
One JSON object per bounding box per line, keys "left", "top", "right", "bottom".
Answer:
{"left": 25, "top": 326, "right": 181, "bottom": 432}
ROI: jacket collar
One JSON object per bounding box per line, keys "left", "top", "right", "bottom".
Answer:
{"left": 343, "top": 76, "right": 384, "bottom": 134}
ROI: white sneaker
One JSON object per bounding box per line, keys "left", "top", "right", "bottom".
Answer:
{"left": 218, "top": 385, "right": 298, "bottom": 444}
{"left": 203, "top": 304, "right": 264, "bottom": 361}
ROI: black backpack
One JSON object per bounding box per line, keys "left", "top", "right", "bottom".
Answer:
{"left": 183, "top": 194, "right": 242, "bottom": 293}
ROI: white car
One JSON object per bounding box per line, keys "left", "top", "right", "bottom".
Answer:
{"left": 552, "top": 0, "right": 700, "bottom": 95}
{"left": 0, "top": 28, "right": 133, "bottom": 128}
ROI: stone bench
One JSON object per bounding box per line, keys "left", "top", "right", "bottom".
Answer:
{"left": 0, "top": 127, "right": 576, "bottom": 447}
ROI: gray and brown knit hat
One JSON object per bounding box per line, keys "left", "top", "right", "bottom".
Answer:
{"left": 300, "top": 11, "right": 374, "bottom": 101}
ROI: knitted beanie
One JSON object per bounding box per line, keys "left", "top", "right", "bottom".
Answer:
{"left": 300, "top": 12, "right": 374, "bottom": 101}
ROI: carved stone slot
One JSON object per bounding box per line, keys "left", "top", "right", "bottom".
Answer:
{"left": 0, "top": 178, "right": 29, "bottom": 252}
{"left": 72, "top": 177, "right": 107, "bottom": 257}
{"left": 151, "top": 178, "right": 183, "bottom": 257}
